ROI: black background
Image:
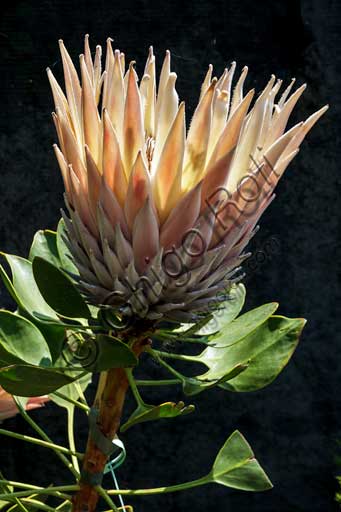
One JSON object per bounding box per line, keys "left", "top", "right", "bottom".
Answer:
{"left": 0, "top": 1, "right": 340, "bottom": 511}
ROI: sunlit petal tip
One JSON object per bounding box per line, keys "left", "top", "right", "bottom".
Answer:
{"left": 229, "top": 65, "right": 249, "bottom": 116}
{"left": 54, "top": 145, "right": 75, "bottom": 202}
{"left": 47, "top": 68, "right": 70, "bottom": 118}
{"left": 123, "top": 62, "right": 144, "bottom": 174}
{"left": 153, "top": 101, "right": 185, "bottom": 220}
{"left": 182, "top": 78, "right": 217, "bottom": 189}
{"left": 263, "top": 121, "right": 303, "bottom": 170}
{"left": 156, "top": 50, "right": 171, "bottom": 117}
{"left": 313, "top": 104, "right": 329, "bottom": 117}
{"left": 58, "top": 39, "right": 83, "bottom": 141}
{"left": 287, "top": 104, "right": 329, "bottom": 151}
{"left": 200, "top": 63, "right": 213, "bottom": 98}
{"left": 278, "top": 78, "right": 296, "bottom": 107}
{"left": 288, "top": 83, "right": 307, "bottom": 102}
{"left": 57, "top": 109, "right": 87, "bottom": 187}
{"left": 153, "top": 71, "right": 179, "bottom": 167}
{"left": 208, "top": 88, "right": 255, "bottom": 168}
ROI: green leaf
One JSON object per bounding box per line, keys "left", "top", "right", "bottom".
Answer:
{"left": 170, "top": 284, "right": 246, "bottom": 339}
{"left": 121, "top": 400, "right": 194, "bottom": 432}
{"left": 188, "top": 304, "right": 280, "bottom": 386}
{"left": 32, "top": 257, "right": 91, "bottom": 320}
{"left": 88, "top": 335, "right": 137, "bottom": 372}
{"left": 153, "top": 303, "right": 300, "bottom": 396}
{"left": 0, "top": 365, "right": 76, "bottom": 396}
{"left": 0, "top": 311, "right": 51, "bottom": 367}
{"left": 0, "top": 253, "right": 66, "bottom": 362}
{"left": 32, "top": 322, "right": 65, "bottom": 364}
{"left": 207, "top": 430, "right": 272, "bottom": 491}
{"left": 181, "top": 363, "right": 248, "bottom": 396}
{"left": 0, "top": 253, "right": 59, "bottom": 321}
{"left": 195, "top": 306, "right": 302, "bottom": 393}
{"left": 59, "top": 334, "right": 138, "bottom": 372}
{"left": 197, "top": 284, "right": 246, "bottom": 335}
{"left": 29, "top": 229, "right": 60, "bottom": 267}
{"left": 220, "top": 316, "right": 306, "bottom": 392}
{"left": 171, "top": 315, "right": 213, "bottom": 337}
{"left": 208, "top": 302, "right": 279, "bottom": 348}
{"left": 57, "top": 218, "right": 78, "bottom": 274}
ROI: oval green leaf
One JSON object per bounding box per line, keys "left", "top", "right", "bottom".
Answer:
{"left": 88, "top": 335, "right": 138, "bottom": 372}
{"left": 0, "top": 365, "right": 75, "bottom": 396}
{"left": 0, "top": 253, "right": 66, "bottom": 362}
{"left": 60, "top": 334, "right": 138, "bottom": 372}
{"left": 154, "top": 303, "right": 298, "bottom": 396}
{"left": 29, "top": 229, "right": 60, "bottom": 267}
{"left": 32, "top": 257, "right": 91, "bottom": 319}
{"left": 197, "top": 284, "right": 246, "bottom": 335}
{"left": 220, "top": 316, "right": 306, "bottom": 392}
{"left": 207, "top": 302, "right": 279, "bottom": 348}
{"left": 0, "top": 311, "right": 51, "bottom": 367}
{"left": 0, "top": 253, "right": 59, "bottom": 321}
{"left": 182, "top": 363, "right": 248, "bottom": 396}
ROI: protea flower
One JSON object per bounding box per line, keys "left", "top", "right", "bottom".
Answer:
{"left": 0, "top": 386, "right": 48, "bottom": 422}
{"left": 48, "top": 36, "right": 327, "bottom": 322}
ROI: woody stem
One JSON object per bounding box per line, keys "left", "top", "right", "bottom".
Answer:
{"left": 71, "top": 335, "right": 149, "bottom": 512}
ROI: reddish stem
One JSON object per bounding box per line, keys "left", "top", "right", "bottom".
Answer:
{"left": 72, "top": 337, "right": 149, "bottom": 512}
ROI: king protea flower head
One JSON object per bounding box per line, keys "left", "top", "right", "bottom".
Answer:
{"left": 48, "top": 36, "right": 327, "bottom": 322}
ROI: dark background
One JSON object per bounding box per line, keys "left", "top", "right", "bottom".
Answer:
{"left": 0, "top": 0, "right": 340, "bottom": 511}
